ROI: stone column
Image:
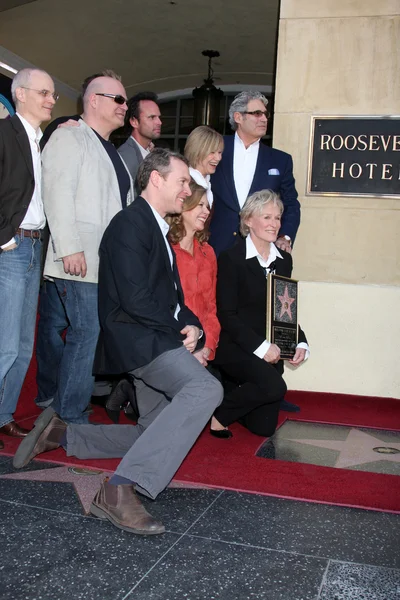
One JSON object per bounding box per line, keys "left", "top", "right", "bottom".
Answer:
{"left": 273, "top": 0, "right": 400, "bottom": 398}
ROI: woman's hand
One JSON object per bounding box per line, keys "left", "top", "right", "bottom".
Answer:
{"left": 288, "top": 348, "right": 306, "bottom": 366}
{"left": 263, "top": 344, "right": 281, "bottom": 364}
{"left": 193, "top": 350, "right": 208, "bottom": 366}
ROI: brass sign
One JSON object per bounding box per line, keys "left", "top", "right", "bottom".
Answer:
{"left": 307, "top": 116, "right": 400, "bottom": 198}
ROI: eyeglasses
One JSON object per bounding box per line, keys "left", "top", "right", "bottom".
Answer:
{"left": 95, "top": 93, "right": 128, "bottom": 105}
{"left": 242, "top": 110, "right": 270, "bottom": 119}
{"left": 21, "top": 87, "right": 59, "bottom": 101}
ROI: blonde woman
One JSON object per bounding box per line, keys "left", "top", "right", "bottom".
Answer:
{"left": 184, "top": 125, "right": 224, "bottom": 208}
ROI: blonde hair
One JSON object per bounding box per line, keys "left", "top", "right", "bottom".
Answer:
{"left": 240, "top": 189, "right": 284, "bottom": 236}
{"left": 167, "top": 182, "right": 210, "bottom": 245}
{"left": 184, "top": 126, "right": 224, "bottom": 169}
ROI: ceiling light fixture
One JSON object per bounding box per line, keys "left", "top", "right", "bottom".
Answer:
{"left": 192, "top": 50, "right": 223, "bottom": 131}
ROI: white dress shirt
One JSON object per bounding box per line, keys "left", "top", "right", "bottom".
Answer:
{"left": 131, "top": 135, "right": 150, "bottom": 160}
{"left": 245, "top": 235, "right": 310, "bottom": 360}
{"left": 1, "top": 113, "right": 45, "bottom": 249}
{"left": 233, "top": 133, "right": 259, "bottom": 208}
{"left": 147, "top": 201, "right": 180, "bottom": 320}
{"left": 189, "top": 167, "right": 213, "bottom": 208}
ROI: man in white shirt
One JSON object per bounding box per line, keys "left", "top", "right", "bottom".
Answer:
{"left": 210, "top": 90, "right": 301, "bottom": 257}
{"left": 0, "top": 68, "right": 57, "bottom": 439}
{"left": 118, "top": 91, "right": 162, "bottom": 192}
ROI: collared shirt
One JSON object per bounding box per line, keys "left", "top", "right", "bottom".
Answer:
{"left": 146, "top": 201, "right": 181, "bottom": 320}
{"left": 245, "top": 235, "right": 310, "bottom": 360}
{"left": 131, "top": 135, "right": 150, "bottom": 160}
{"left": 189, "top": 167, "right": 213, "bottom": 208}
{"left": 1, "top": 113, "right": 45, "bottom": 249}
{"left": 246, "top": 234, "right": 283, "bottom": 270}
{"left": 233, "top": 132, "right": 259, "bottom": 208}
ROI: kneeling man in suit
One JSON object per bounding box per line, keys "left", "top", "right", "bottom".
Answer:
{"left": 14, "top": 148, "right": 223, "bottom": 536}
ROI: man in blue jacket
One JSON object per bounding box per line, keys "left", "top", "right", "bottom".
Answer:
{"left": 210, "top": 91, "right": 300, "bottom": 257}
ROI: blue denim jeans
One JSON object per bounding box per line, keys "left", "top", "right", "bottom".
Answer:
{"left": 51, "top": 278, "right": 99, "bottom": 424}
{"left": 35, "top": 280, "right": 68, "bottom": 407}
{"left": 0, "top": 234, "right": 42, "bottom": 428}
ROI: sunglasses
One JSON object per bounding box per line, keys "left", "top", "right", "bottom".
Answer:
{"left": 95, "top": 93, "right": 128, "bottom": 105}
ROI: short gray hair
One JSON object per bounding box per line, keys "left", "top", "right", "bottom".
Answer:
{"left": 229, "top": 91, "right": 269, "bottom": 130}
{"left": 240, "top": 189, "right": 283, "bottom": 236}
{"left": 11, "top": 68, "right": 48, "bottom": 103}
{"left": 136, "top": 147, "right": 188, "bottom": 193}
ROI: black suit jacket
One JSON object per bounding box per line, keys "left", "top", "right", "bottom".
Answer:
{"left": 0, "top": 115, "right": 35, "bottom": 246}
{"left": 94, "top": 196, "right": 204, "bottom": 375}
{"left": 209, "top": 136, "right": 301, "bottom": 256}
{"left": 214, "top": 237, "right": 306, "bottom": 366}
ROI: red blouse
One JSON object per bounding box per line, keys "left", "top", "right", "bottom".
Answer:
{"left": 172, "top": 239, "right": 220, "bottom": 360}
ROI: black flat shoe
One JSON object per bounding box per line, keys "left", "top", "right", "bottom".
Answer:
{"left": 280, "top": 399, "right": 300, "bottom": 413}
{"left": 210, "top": 428, "right": 233, "bottom": 439}
{"left": 105, "top": 378, "right": 136, "bottom": 424}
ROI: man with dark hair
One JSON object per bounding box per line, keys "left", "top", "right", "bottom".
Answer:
{"left": 14, "top": 148, "right": 223, "bottom": 536}
{"left": 118, "top": 91, "right": 162, "bottom": 189}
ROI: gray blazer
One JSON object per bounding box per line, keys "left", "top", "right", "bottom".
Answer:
{"left": 42, "top": 120, "right": 134, "bottom": 283}
{"left": 118, "top": 135, "right": 144, "bottom": 194}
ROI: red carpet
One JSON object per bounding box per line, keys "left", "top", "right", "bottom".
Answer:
{"left": 1, "top": 356, "right": 400, "bottom": 513}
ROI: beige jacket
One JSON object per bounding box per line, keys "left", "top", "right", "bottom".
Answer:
{"left": 42, "top": 120, "right": 133, "bottom": 283}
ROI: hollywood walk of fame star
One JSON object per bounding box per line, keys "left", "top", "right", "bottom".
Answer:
{"left": 287, "top": 428, "right": 400, "bottom": 469}
{"left": 277, "top": 285, "right": 295, "bottom": 320}
{"left": 0, "top": 466, "right": 112, "bottom": 514}
{"left": 0, "top": 465, "right": 211, "bottom": 514}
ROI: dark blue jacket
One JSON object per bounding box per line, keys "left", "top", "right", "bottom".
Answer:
{"left": 210, "top": 135, "right": 301, "bottom": 256}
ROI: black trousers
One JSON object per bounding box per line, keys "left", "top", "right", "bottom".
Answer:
{"left": 214, "top": 356, "right": 287, "bottom": 437}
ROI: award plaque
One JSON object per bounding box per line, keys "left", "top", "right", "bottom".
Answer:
{"left": 266, "top": 274, "right": 298, "bottom": 359}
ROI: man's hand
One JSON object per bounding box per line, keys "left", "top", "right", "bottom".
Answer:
{"left": 288, "top": 348, "right": 306, "bottom": 366}
{"left": 58, "top": 119, "right": 80, "bottom": 129}
{"left": 2, "top": 242, "right": 17, "bottom": 251}
{"left": 263, "top": 343, "right": 281, "bottom": 364}
{"left": 193, "top": 349, "right": 208, "bottom": 366}
{"left": 62, "top": 252, "right": 87, "bottom": 277}
{"left": 275, "top": 236, "right": 292, "bottom": 254}
{"left": 180, "top": 325, "right": 200, "bottom": 353}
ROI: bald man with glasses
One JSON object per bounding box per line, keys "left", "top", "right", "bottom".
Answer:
{"left": 0, "top": 68, "right": 56, "bottom": 441}
{"left": 41, "top": 70, "right": 135, "bottom": 425}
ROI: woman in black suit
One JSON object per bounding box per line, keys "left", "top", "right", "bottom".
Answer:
{"left": 211, "top": 189, "right": 308, "bottom": 438}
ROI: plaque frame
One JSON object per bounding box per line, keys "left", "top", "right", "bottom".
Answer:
{"left": 266, "top": 273, "right": 298, "bottom": 360}
{"left": 307, "top": 115, "right": 400, "bottom": 199}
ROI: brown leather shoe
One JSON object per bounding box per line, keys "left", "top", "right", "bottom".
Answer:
{"left": 0, "top": 421, "right": 30, "bottom": 438}
{"left": 90, "top": 479, "right": 165, "bottom": 535}
{"left": 13, "top": 407, "right": 67, "bottom": 469}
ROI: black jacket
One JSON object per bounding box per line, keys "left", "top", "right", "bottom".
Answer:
{"left": 214, "top": 237, "right": 307, "bottom": 366}
{"left": 94, "top": 196, "right": 203, "bottom": 375}
{"left": 0, "top": 115, "right": 35, "bottom": 246}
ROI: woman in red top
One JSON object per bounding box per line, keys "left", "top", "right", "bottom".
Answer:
{"left": 168, "top": 182, "right": 231, "bottom": 437}
{"left": 168, "top": 182, "right": 220, "bottom": 365}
